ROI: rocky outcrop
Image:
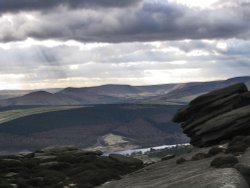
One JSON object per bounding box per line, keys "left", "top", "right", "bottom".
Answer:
{"left": 0, "top": 145, "right": 143, "bottom": 188}
{"left": 173, "top": 83, "right": 250, "bottom": 147}
{"left": 98, "top": 146, "right": 249, "bottom": 188}
{"left": 98, "top": 137, "right": 250, "bottom": 188}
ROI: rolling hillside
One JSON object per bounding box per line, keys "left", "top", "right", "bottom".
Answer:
{"left": 0, "top": 76, "right": 249, "bottom": 106}
{"left": 0, "top": 104, "right": 188, "bottom": 153}
{"left": 0, "top": 106, "right": 82, "bottom": 124}
{"left": 0, "top": 84, "right": 179, "bottom": 106}
{"left": 0, "top": 88, "right": 62, "bottom": 100}
{"left": 143, "top": 76, "right": 250, "bottom": 104}
{"left": 0, "top": 91, "right": 80, "bottom": 106}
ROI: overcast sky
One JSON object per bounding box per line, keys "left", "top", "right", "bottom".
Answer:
{"left": 0, "top": 0, "right": 250, "bottom": 89}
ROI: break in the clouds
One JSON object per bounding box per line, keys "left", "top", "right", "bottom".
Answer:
{"left": 0, "top": 0, "right": 249, "bottom": 89}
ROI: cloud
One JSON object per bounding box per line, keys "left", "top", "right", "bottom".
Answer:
{"left": 0, "top": 1, "right": 249, "bottom": 89}
{"left": 0, "top": 0, "right": 249, "bottom": 43}
{"left": 0, "top": 39, "right": 249, "bottom": 89}
{"left": 0, "top": 0, "right": 141, "bottom": 14}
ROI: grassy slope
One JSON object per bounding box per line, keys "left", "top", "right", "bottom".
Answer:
{"left": 0, "top": 104, "right": 181, "bottom": 134}
{"left": 0, "top": 104, "right": 188, "bottom": 152}
{"left": 0, "top": 106, "right": 84, "bottom": 125}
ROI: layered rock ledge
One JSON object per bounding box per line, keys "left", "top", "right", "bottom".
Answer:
{"left": 173, "top": 83, "right": 250, "bottom": 147}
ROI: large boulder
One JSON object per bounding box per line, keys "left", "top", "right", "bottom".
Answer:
{"left": 173, "top": 83, "right": 250, "bottom": 147}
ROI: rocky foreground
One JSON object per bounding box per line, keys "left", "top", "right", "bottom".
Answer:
{"left": 0, "top": 146, "right": 143, "bottom": 188}
{"left": 99, "top": 142, "right": 250, "bottom": 188}
{"left": 99, "top": 83, "right": 250, "bottom": 188}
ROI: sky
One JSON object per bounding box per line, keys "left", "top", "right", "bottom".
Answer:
{"left": 0, "top": 0, "right": 250, "bottom": 90}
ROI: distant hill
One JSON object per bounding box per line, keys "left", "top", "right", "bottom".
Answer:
{"left": 60, "top": 84, "right": 178, "bottom": 96}
{"left": 143, "top": 76, "right": 250, "bottom": 104}
{"left": 0, "top": 91, "right": 79, "bottom": 106}
{"left": 0, "top": 76, "right": 249, "bottom": 106}
{"left": 0, "top": 84, "right": 179, "bottom": 106}
{"left": 0, "top": 104, "right": 188, "bottom": 153}
{"left": 0, "top": 88, "right": 62, "bottom": 100}
{"left": 61, "top": 84, "right": 140, "bottom": 96}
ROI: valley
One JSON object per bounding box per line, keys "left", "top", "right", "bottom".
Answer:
{"left": 0, "top": 76, "right": 249, "bottom": 154}
{"left": 0, "top": 104, "right": 187, "bottom": 154}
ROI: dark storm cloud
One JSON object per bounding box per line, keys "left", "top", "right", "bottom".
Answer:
{"left": 0, "top": 0, "right": 140, "bottom": 13}
{"left": 109, "top": 1, "right": 249, "bottom": 42}
{"left": 0, "top": 0, "right": 250, "bottom": 43}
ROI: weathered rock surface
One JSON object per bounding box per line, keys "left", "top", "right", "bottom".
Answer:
{"left": 109, "top": 154, "right": 143, "bottom": 169}
{"left": 98, "top": 146, "right": 249, "bottom": 188}
{"left": 235, "top": 148, "right": 250, "bottom": 185}
{"left": 161, "top": 154, "right": 175, "bottom": 161}
{"left": 173, "top": 83, "right": 250, "bottom": 147}
{"left": 0, "top": 145, "right": 143, "bottom": 188}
